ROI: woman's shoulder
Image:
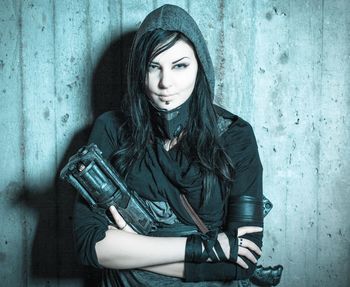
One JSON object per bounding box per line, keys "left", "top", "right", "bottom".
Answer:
{"left": 215, "top": 105, "right": 260, "bottom": 168}
{"left": 94, "top": 110, "right": 127, "bottom": 129}
{"left": 88, "top": 110, "right": 127, "bottom": 159}
{"left": 214, "top": 105, "right": 255, "bottom": 139}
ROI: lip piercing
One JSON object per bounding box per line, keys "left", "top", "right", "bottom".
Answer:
{"left": 239, "top": 238, "right": 243, "bottom": 246}
{"left": 165, "top": 101, "right": 170, "bottom": 105}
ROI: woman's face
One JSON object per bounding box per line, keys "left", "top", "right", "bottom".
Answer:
{"left": 145, "top": 39, "right": 198, "bottom": 111}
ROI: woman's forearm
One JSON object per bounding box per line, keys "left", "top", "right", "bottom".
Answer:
{"left": 95, "top": 229, "right": 186, "bottom": 269}
{"left": 141, "top": 262, "right": 185, "bottom": 278}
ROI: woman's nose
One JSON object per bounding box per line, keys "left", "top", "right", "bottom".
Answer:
{"left": 158, "top": 69, "right": 173, "bottom": 89}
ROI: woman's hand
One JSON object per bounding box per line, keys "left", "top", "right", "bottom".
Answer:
{"left": 218, "top": 226, "right": 263, "bottom": 269}
{"left": 108, "top": 207, "right": 262, "bottom": 270}
{"left": 108, "top": 205, "right": 137, "bottom": 234}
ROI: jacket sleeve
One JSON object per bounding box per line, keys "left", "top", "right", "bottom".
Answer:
{"left": 184, "top": 120, "right": 264, "bottom": 282}
{"left": 224, "top": 120, "right": 264, "bottom": 276}
{"left": 73, "top": 112, "right": 120, "bottom": 268}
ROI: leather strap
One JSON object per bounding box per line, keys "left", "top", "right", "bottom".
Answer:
{"left": 185, "top": 231, "right": 228, "bottom": 262}
{"left": 225, "top": 229, "right": 238, "bottom": 262}
{"left": 227, "top": 195, "right": 263, "bottom": 225}
{"left": 180, "top": 193, "right": 209, "bottom": 234}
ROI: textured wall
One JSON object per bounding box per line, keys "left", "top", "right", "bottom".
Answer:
{"left": 0, "top": 0, "right": 349, "bottom": 286}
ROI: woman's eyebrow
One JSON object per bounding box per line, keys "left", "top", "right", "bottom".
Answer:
{"left": 172, "top": 57, "right": 190, "bottom": 64}
{"left": 150, "top": 57, "right": 190, "bottom": 65}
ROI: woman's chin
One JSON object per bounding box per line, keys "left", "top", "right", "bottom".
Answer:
{"left": 153, "top": 100, "right": 177, "bottom": 111}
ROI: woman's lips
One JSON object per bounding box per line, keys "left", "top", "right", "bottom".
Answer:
{"left": 158, "top": 93, "right": 175, "bottom": 97}
{"left": 158, "top": 94, "right": 175, "bottom": 102}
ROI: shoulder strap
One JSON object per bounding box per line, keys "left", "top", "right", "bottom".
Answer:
{"left": 180, "top": 194, "right": 209, "bottom": 234}
{"left": 178, "top": 116, "right": 233, "bottom": 234}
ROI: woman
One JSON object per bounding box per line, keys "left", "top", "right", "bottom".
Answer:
{"left": 74, "top": 4, "right": 263, "bottom": 286}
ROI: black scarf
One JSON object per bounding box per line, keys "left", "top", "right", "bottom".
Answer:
{"left": 148, "top": 97, "right": 191, "bottom": 140}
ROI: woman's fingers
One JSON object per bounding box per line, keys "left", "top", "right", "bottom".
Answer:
{"left": 108, "top": 225, "right": 118, "bottom": 230}
{"left": 108, "top": 206, "right": 137, "bottom": 234}
{"left": 238, "top": 246, "right": 257, "bottom": 264}
{"left": 109, "top": 206, "right": 127, "bottom": 229}
{"left": 237, "top": 226, "right": 263, "bottom": 237}
{"left": 121, "top": 225, "right": 136, "bottom": 233}
{"left": 238, "top": 237, "right": 262, "bottom": 256}
{"left": 236, "top": 256, "right": 249, "bottom": 269}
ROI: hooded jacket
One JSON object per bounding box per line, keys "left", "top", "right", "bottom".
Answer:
{"left": 73, "top": 4, "right": 263, "bottom": 286}
{"left": 132, "top": 4, "right": 215, "bottom": 99}
{"left": 131, "top": 4, "right": 215, "bottom": 140}
{"left": 123, "top": 4, "right": 229, "bottom": 229}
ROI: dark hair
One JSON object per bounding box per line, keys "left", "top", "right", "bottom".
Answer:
{"left": 113, "top": 29, "right": 235, "bottom": 204}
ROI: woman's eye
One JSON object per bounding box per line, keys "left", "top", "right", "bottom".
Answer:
{"left": 173, "top": 63, "right": 189, "bottom": 69}
{"left": 148, "top": 64, "right": 160, "bottom": 71}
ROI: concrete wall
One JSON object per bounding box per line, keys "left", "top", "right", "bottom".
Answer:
{"left": 0, "top": 0, "right": 349, "bottom": 286}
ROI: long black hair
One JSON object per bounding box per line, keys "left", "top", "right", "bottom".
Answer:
{"left": 112, "top": 29, "right": 235, "bottom": 204}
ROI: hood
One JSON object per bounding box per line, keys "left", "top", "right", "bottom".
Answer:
{"left": 132, "top": 4, "right": 215, "bottom": 99}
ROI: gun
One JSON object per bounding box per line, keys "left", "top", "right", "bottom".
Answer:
{"left": 250, "top": 264, "right": 283, "bottom": 286}
{"left": 60, "top": 143, "right": 157, "bottom": 235}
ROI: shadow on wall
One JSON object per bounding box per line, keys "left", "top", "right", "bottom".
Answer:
{"left": 91, "top": 30, "right": 137, "bottom": 118}
{"left": 13, "top": 30, "right": 137, "bottom": 286}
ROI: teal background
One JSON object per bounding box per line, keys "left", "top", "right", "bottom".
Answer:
{"left": 1, "top": 0, "right": 349, "bottom": 286}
